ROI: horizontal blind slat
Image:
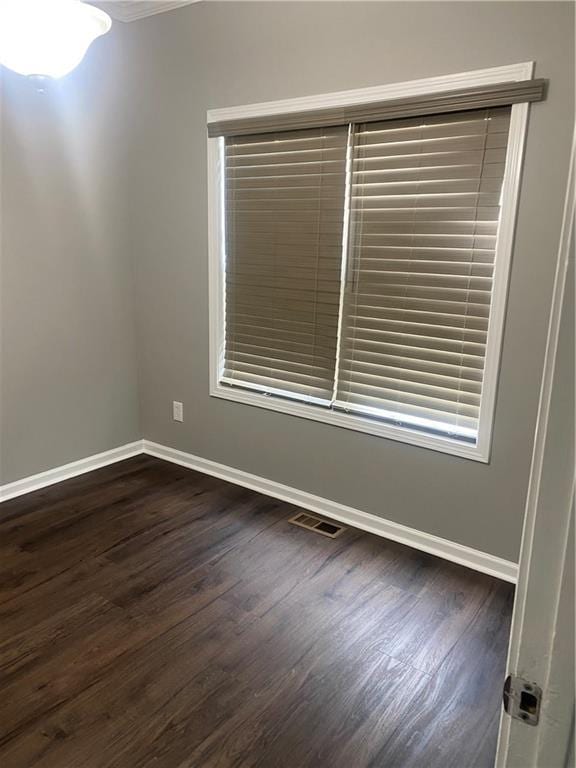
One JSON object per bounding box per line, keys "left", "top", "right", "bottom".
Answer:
{"left": 339, "top": 366, "right": 483, "bottom": 394}
{"left": 338, "top": 373, "right": 482, "bottom": 405}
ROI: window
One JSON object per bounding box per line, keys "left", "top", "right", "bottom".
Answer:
{"left": 208, "top": 64, "right": 545, "bottom": 461}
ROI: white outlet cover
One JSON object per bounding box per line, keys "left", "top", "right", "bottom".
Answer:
{"left": 173, "top": 401, "right": 184, "bottom": 422}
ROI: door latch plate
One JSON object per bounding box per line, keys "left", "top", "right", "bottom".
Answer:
{"left": 503, "top": 675, "right": 542, "bottom": 726}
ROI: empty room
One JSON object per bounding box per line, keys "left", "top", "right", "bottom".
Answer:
{"left": 0, "top": 1, "right": 574, "bottom": 766}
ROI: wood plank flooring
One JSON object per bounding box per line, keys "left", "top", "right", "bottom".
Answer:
{"left": 0, "top": 455, "right": 513, "bottom": 767}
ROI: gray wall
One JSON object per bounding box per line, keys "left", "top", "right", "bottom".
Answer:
{"left": 0, "top": 25, "right": 140, "bottom": 484}
{"left": 123, "top": 1, "right": 573, "bottom": 563}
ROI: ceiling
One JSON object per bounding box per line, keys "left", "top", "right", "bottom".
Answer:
{"left": 95, "top": 1, "right": 201, "bottom": 23}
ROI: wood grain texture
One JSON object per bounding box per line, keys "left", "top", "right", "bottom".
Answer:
{"left": 0, "top": 456, "right": 513, "bottom": 767}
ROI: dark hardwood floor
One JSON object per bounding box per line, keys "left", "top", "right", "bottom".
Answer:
{"left": 0, "top": 455, "right": 513, "bottom": 767}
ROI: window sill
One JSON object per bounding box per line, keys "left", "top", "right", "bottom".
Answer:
{"left": 210, "top": 382, "right": 490, "bottom": 463}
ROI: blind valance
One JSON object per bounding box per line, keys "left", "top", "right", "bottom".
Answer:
{"left": 208, "top": 79, "right": 545, "bottom": 138}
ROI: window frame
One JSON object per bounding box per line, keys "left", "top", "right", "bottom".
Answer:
{"left": 208, "top": 62, "right": 533, "bottom": 462}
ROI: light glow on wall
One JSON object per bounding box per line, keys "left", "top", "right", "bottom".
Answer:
{"left": 0, "top": 0, "right": 111, "bottom": 79}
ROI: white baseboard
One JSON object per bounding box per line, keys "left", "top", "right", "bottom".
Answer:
{"left": 142, "top": 440, "right": 518, "bottom": 584}
{"left": 0, "top": 441, "right": 144, "bottom": 503}
{"left": 0, "top": 437, "right": 518, "bottom": 583}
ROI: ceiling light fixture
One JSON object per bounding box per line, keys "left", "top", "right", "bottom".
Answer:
{"left": 0, "top": 0, "right": 111, "bottom": 80}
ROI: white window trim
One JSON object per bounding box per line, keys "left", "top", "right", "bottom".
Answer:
{"left": 207, "top": 62, "right": 533, "bottom": 463}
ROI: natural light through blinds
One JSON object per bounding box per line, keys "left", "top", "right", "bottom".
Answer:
{"left": 220, "top": 105, "right": 512, "bottom": 444}
{"left": 334, "top": 107, "right": 511, "bottom": 440}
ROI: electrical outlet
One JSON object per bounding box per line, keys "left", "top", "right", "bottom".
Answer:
{"left": 172, "top": 401, "right": 184, "bottom": 422}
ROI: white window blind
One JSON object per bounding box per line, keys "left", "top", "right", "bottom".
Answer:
{"left": 220, "top": 106, "right": 512, "bottom": 445}
{"left": 222, "top": 126, "right": 348, "bottom": 403}
{"left": 334, "top": 107, "right": 511, "bottom": 441}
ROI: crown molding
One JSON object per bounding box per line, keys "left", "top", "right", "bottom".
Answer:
{"left": 95, "top": 1, "right": 201, "bottom": 23}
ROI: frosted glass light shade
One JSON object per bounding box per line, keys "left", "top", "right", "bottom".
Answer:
{"left": 0, "top": 0, "right": 111, "bottom": 79}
